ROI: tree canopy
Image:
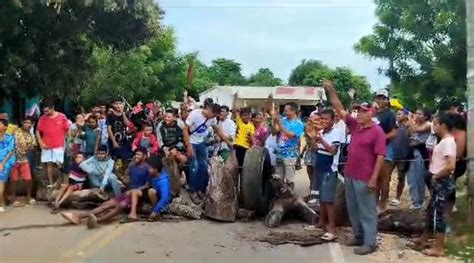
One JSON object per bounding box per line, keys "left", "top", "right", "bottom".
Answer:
{"left": 247, "top": 68, "right": 283, "bottom": 87}
{"left": 354, "top": 0, "right": 466, "bottom": 109}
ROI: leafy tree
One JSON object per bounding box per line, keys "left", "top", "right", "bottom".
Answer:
{"left": 288, "top": 59, "right": 327, "bottom": 86}
{"left": 0, "top": 0, "right": 162, "bottom": 101}
{"left": 354, "top": 0, "right": 466, "bottom": 109}
{"left": 302, "top": 67, "right": 372, "bottom": 106}
{"left": 208, "top": 58, "right": 246, "bottom": 86}
{"left": 81, "top": 27, "right": 184, "bottom": 107}
{"left": 247, "top": 68, "right": 282, "bottom": 86}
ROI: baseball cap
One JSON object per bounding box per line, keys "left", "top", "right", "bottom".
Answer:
{"left": 353, "top": 102, "right": 376, "bottom": 114}
{"left": 376, "top": 89, "right": 389, "bottom": 98}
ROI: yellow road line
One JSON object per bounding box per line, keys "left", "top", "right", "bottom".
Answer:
{"left": 83, "top": 223, "right": 133, "bottom": 258}
{"left": 59, "top": 225, "right": 118, "bottom": 261}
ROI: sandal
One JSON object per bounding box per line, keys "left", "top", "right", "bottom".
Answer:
{"left": 12, "top": 201, "right": 25, "bottom": 207}
{"left": 321, "top": 232, "right": 337, "bottom": 242}
{"left": 51, "top": 207, "right": 61, "bottom": 215}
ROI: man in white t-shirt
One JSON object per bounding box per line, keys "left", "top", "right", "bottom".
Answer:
{"left": 216, "top": 105, "right": 236, "bottom": 153}
{"left": 183, "top": 103, "right": 231, "bottom": 197}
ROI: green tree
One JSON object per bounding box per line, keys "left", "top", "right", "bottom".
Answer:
{"left": 247, "top": 68, "right": 282, "bottom": 86}
{"left": 302, "top": 67, "right": 372, "bottom": 106}
{"left": 81, "top": 27, "right": 184, "bottom": 107}
{"left": 288, "top": 59, "right": 327, "bottom": 86}
{"left": 208, "top": 58, "right": 246, "bottom": 86}
{"left": 0, "top": 0, "right": 162, "bottom": 100}
{"left": 354, "top": 0, "right": 466, "bottom": 109}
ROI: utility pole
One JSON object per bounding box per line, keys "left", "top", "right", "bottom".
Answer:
{"left": 466, "top": 0, "right": 474, "bottom": 218}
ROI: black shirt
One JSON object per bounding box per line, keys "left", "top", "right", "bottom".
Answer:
{"left": 107, "top": 112, "right": 127, "bottom": 143}
{"left": 375, "top": 109, "right": 396, "bottom": 135}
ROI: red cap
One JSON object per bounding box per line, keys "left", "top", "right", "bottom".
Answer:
{"left": 353, "top": 102, "right": 376, "bottom": 114}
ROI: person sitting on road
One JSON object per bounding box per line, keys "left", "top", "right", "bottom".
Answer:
{"left": 147, "top": 156, "right": 172, "bottom": 222}
{"left": 121, "top": 148, "right": 151, "bottom": 223}
{"left": 80, "top": 146, "right": 121, "bottom": 197}
{"left": 52, "top": 153, "right": 88, "bottom": 213}
{"left": 60, "top": 195, "right": 128, "bottom": 229}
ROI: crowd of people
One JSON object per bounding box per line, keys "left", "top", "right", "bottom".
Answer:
{"left": 0, "top": 80, "right": 467, "bottom": 257}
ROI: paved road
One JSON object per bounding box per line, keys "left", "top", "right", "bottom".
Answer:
{"left": 0, "top": 171, "right": 455, "bottom": 263}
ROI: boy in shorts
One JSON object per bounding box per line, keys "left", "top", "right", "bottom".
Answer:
{"left": 52, "top": 153, "right": 87, "bottom": 213}
{"left": 11, "top": 117, "right": 37, "bottom": 206}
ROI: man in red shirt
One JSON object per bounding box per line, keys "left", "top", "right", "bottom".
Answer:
{"left": 36, "top": 99, "right": 69, "bottom": 188}
{"left": 324, "top": 80, "right": 386, "bottom": 255}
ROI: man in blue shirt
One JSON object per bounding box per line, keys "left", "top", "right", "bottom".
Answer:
{"left": 273, "top": 102, "right": 305, "bottom": 188}
{"left": 147, "top": 157, "right": 172, "bottom": 221}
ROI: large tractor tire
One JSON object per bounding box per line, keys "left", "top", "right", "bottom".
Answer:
{"left": 241, "top": 147, "right": 272, "bottom": 215}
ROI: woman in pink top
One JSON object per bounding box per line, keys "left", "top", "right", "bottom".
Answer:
{"left": 251, "top": 112, "right": 269, "bottom": 147}
{"left": 412, "top": 113, "right": 456, "bottom": 257}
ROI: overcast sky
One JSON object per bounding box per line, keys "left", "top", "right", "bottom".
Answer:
{"left": 159, "top": 0, "right": 389, "bottom": 90}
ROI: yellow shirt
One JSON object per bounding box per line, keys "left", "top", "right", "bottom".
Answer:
{"left": 6, "top": 124, "right": 18, "bottom": 135}
{"left": 234, "top": 115, "right": 255, "bottom": 149}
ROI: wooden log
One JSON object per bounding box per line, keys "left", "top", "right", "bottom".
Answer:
{"left": 50, "top": 188, "right": 110, "bottom": 204}
{"left": 264, "top": 175, "right": 318, "bottom": 228}
{"left": 378, "top": 208, "right": 425, "bottom": 233}
{"left": 162, "top": 157, "right": 182, "bottom": 197}
{"left": 205, "top": 154, "right": 239, "bottom": 222}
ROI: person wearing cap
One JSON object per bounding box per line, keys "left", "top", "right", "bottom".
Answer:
{"left": 323, "top": 79, "right": 386, "bottom": 255}
{"left": 373, "top": 89, "right": 397, "bottom": 214}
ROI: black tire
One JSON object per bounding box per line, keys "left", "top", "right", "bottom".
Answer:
{"left": 241, "top": 147, "right": 271, "bottom": 214}
{"left": 334, "top": 173, "right": 349, "bottom": 226}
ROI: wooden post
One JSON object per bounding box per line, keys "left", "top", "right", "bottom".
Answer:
{"left": 466, "top": 0, "right": 474, "bottom": 219}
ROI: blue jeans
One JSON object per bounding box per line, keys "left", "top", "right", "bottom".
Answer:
{"left": 407, "top": 149, "right": 426, "bottom": 207}
{"left": 188, "top": 143, "right": 209, "bottom": 193}
{"left": 88, "top": 172, "right": 121, "bottom": 197}
{"left": 345, "top": 176, "right": 378, "bottom": 247}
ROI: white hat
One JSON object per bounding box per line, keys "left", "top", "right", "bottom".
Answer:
{"left": 376, "top": 89, "right": 389, "bottom": 98}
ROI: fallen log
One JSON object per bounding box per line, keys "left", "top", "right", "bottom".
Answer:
{"left": 50, "top": 188, "right": 110, "bottom": 204}
{"left": 378, "top": 208, "right": 425, "bottom": 234}
{"left": 205, "top": 154, "right": 239, "bottom": 222}
{"left": 167, "top": 189, "right": 204, "bottom": 220}
{"left": 264, "top": 174, "right": 318, "bottom": 228}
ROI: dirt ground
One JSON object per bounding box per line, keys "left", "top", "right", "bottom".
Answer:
{"left": 0, "top": 169, "right": 460, "bottom": 262}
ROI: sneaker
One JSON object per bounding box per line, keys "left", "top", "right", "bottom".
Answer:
{"left": 354, "top": 245, "right": 377, "bottom": 255}
{"left": 0, "top": 207, "right": 5, "bottom": 213}
{"left": 390, "top": 199, "right": 401, "bottom": 206}
{"left": 409, "top": 204, "right": 422, "bottom": 210}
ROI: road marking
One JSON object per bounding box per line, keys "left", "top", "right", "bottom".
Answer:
{"left": 329, "top": 242, "right": 345, "bottom": 263}
{"left": 83, "top": 223, "right": 133, "bottom": 257}
{"left": 59, "top": 225, "right": 119, "bottom": 260}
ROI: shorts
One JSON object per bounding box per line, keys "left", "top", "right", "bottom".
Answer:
{"left": 304, "top": 150, "right": 317, "bottom": 166}
{"left": 68, "top": 178, "right": 84, "bottom": 191}
{"left": 110, "top": 142, "right": 133, "bottom": 161}
{"left": 11, "top": 162, "right": 32, "bottom": 181}
{"left": 275, "top": 159, "right": 297, "bottom": 183}
{"left": 0, "top": 165, "right": 13, "bottom": 182}
{"left": 140, "top": 187, "right": 151, "bottom": 203}
{"left": 114, "top": 193, "right": 131, "bottom": 209}
{"left": 385, "top": 142, "right": 394, "bottom": 162}
{"left": 319, "top": 171, "right": 338, "bottom": 203}
{"left": 41, "top": 148, "right": 65, "bottom": 164}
